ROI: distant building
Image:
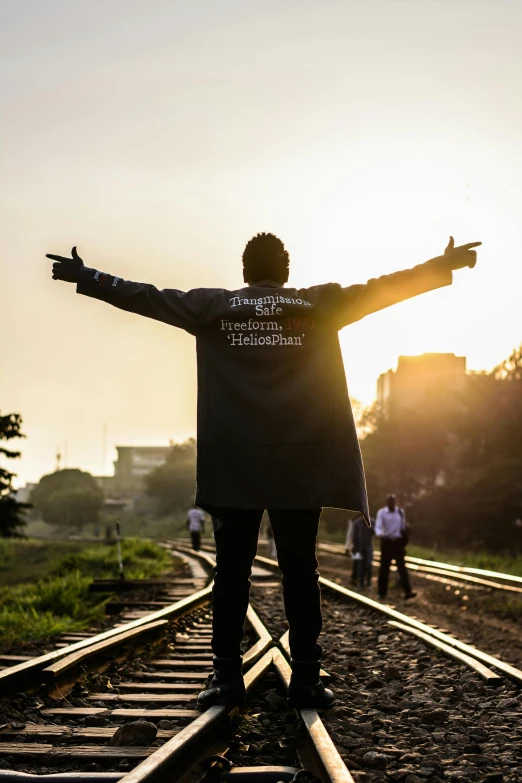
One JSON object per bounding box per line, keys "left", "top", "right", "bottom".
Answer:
{"left": 94, "top": 475, "right": 118, "bottom": 498}
{"left": 13, "top": 483, "right": 36, "bottom": 504}
{"left": 94, "top": 446, "right": 171, "bottom": 511}
{"left": 113, "top": 446, "right": 171, "bottom": 496}
{"left": 377, "top": 353, "right": 466, "bottom": 414}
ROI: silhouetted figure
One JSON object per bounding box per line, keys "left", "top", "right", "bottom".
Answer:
{"left": 375, "top": 494, "right": 415, "bottom": 600}
{"left": 47, "top": 232, "right": 480, "bottom": 708}
{"left": 187, "top": 506, "right": 205, "bottom": 551}
{"left": 344, "top": 517, "right": 359, "bottom": 585}
{"left": 352, "top": 514, "right": 374, "bottom": 589}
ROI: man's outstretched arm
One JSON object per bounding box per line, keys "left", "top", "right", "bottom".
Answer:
{"left": 336, "top": 237, "right": 481, "bottom": 328}
{"left": 47, "top": 247, "right": 209, "bottom": 334}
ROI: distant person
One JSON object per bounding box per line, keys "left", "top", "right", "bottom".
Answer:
{"left": 352, "top": 514, "right": 374, "bottom": 590}
{"left": 344, "top": 517, "right": 354, "bottom": 555}
{"left": 375, "top": 494, "right": 416, "bottom": 600}
{"left": 344, "top": 517, "right": 358, "bottom": 585}
{"left": 48, "top": 233, "right": 479, "bottom": 708}
{"left": 187, "top": 506, "right": 205, "bottom": 551}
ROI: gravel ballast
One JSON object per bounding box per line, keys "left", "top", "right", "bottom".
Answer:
{"left": 251, "top": 582, "right": 522, "bottom": 782}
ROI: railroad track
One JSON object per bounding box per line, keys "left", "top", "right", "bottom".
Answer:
{"left": 317, "top": 541, "right": 522, "bottom": 595}
{"left": 0, "top": 554, "right": 207, "bottom": 674}
{"left": 188, "top": 540, "right": 522, "bottom": 780}
{"left": 0, "top": 547, "right": 353, "bottom": 783}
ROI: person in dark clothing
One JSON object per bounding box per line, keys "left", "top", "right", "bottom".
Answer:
{"left": 187, "top": 506, "right": 205, "bottom": 551}
{"left": 375, "top": 494, "right": 415, "bottom": 600}
{"left": 344, "top": 518, "right": 359, "bottom": 585}
{"left": 352, "top": 514, "right": 374, "bottom": 589}
{"left": 47, "top": 232, "right": 479, "bottom": 708}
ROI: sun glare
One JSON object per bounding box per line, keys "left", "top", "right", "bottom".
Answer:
{"left": 294, "top": 158, "right": 503, "bottom": 405}
{"left": 299, "top": 160, "right": 480, "bottom": 281}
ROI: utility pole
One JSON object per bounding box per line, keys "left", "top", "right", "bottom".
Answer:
{"left": 55, "top": 448, "right": 62, "bottom": 472}
{"left": 102, "top": 423, "right": 107, "bottom": 476}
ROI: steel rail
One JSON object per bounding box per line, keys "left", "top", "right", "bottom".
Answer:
{"left": 0, "top": 547, "right": 276, "bottom": 783}
{"left": 386, "top": 621, "right": 502, "bottom": 683}
{"left": 318, "top": 542, "right": 522, "bottom": 592}
{"left": 0, "top": 550, "right": 214, "bottom": 697}
{"left": 117, "top": 648, "right": 276, "bottom": 783}
{"left": 243, "top": 606, "right": 273, "bottom": 667}
{"left": 189, "top": 542, "right": 522, "bottom": 682}
{"left": 400, "top": 553, "right": 522, "bottom": 585}
{"left": 278, "top": 631, "right": 330, "bottom": 684}
{"left": 394, "top": 561, "right": 522, "bottom": 593}
{"left": 271, "top": 649, "right": 354, "bottom": 783}
{"left": 163, "top": 543, "right": 357, "bottom": 783}
{"left": 40, "top": 620, "right": 168, "bottom": 687}
{"left": 0, "top": 610, "right": 275, "bottom": 783}
{"left": 161, "top": 544, "right": 273, "bottom": 669}
{"left": 253, "top": 554, "right": 522, "bottom": 685}
{"left": 0, "top": 774, "right": 123, "bottom": 783}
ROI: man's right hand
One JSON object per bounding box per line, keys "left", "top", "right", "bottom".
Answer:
{"left": 47, "top": 246, "right": 84, "bottom": 283}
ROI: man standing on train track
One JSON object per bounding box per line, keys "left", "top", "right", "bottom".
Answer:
{"left": 47, "top": 232, "right": 480, "bottom": 709}
{"left": 375, "top": 493, "right": 415, "bottom": 600}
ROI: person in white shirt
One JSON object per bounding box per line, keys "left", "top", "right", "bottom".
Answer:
{"left": 187, "top": 507, "right": 205, "bottom": 551}
{"left": 374, "top": 494, "right": 416, "bottom": 600}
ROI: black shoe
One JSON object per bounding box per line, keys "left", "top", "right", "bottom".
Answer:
{"left": 404, "top": 591, "right": 417, "bottom": 600}
{"left": 197, "top": 656, "right": 246, "bottom": 709}
{"left": 287, "top": 659, "right": 334, "bottom": 709}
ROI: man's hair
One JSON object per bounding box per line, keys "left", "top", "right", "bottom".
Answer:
{"left": 242, "top": 233, "right": 290, "bottom": 283}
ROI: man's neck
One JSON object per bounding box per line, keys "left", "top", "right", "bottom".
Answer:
{"left": 247, "top": 279, "right": 284, "bottom": 288}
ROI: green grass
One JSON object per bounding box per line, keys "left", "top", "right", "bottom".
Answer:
{"left": 479, "top": 595, "right": 522, "bottom": 621}
{"left": 0, "top": 538, "right": 174, "bottom": 648}
{"left": 405, "top": 543, "right": 522, "bottom": 578}
{"left": 53, "top": 538, "right": 173, "bottom": 580}
{"left": 0, "top": 539, "right": 88, "bottom": 586}
{"left": 23, "top": 513, "right": 196, "bottom": 544}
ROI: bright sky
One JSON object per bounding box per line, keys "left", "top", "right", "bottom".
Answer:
{"left": 2, "top": 0, "right": 521, "bottom": 486}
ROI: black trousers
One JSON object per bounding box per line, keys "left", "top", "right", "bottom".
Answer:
{"left": 209, "top": 507, "right": 322, "bottom": 662}
{"left": 355, "top": 544, "right": 373, "bottom": 588}
{"left": 378, "top": 538, "right": 412, "bottom": 597}
{"left": 191, "top": 531, "right": 201, "bottom": 551}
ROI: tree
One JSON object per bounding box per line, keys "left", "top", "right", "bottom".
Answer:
{"left": 31, "top": 468, "right": 103, "bottom": 531}
{"left": 145, "top": 439, "right": 197, "bottom": 515}
{"left": 43, "top": 487, "right": 103, "bottom": 531}
{"left": 359, "top": 344, "right": 522, "bottom": 551}
{"left": 360, "top": 390, "right": 458, "bottom": 511}
{"left": 0, "top": 412, "right": 30, "bottom": 537}
{"left": 495, "top": 345, "right": 522, "bottom": 382}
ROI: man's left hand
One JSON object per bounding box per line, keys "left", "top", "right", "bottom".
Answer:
{"left": 442, "top": 236, "right": 481, "bottom": 270}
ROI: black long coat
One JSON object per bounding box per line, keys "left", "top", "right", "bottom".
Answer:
{"left": 77, "top": 260, "right": 452, "bottom": 520}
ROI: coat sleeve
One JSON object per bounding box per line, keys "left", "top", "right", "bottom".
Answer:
{"left": 76, "top": 267, "right": 212, "bottom": 335}
{"left": 334, "top": 258, "right": 453, "bottom": 329}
